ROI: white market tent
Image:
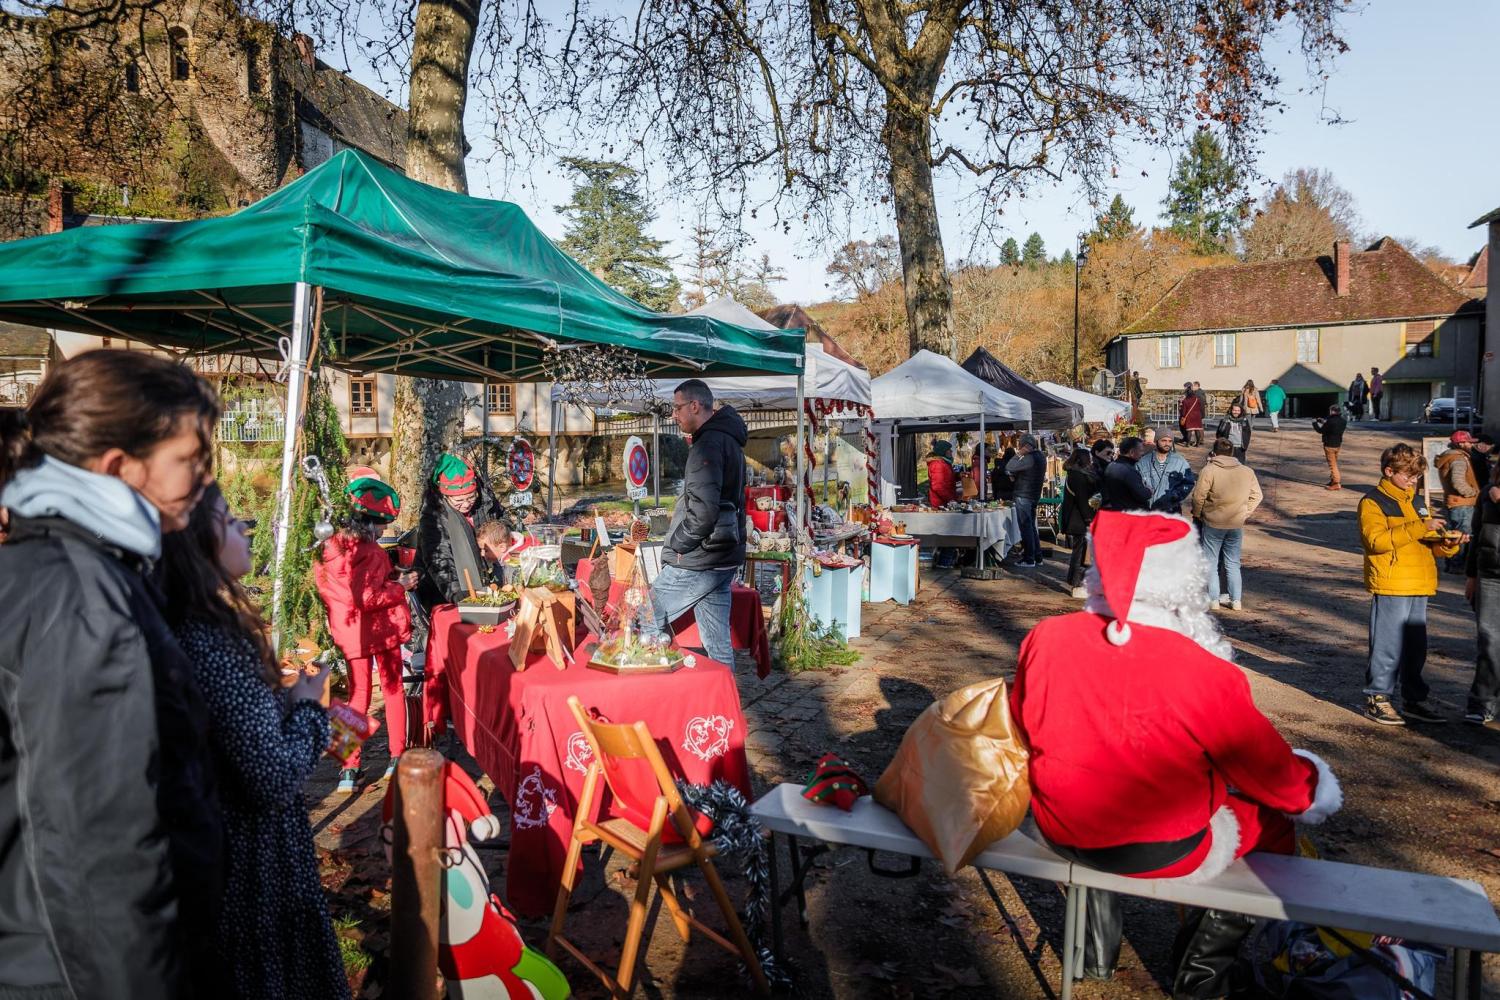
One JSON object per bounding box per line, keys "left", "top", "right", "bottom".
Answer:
{"left": 870, "top": 350, "right": 1032, "bottom": 504}
{"left": 546, "top": 297, "right": 873, "bottom": 520}
{"left": 550, "top": 297, "right": 871, "bottom": 413}
{"left": 1036, "top": 381, "right": 1131, "bottom": 424}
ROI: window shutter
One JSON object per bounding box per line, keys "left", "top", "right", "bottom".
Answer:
{"left": 1405, "top": 320, "right": 1435, "bottom": 344}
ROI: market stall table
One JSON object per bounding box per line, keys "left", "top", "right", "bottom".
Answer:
{"left": 423, "top": 605, "right": 752, "bottom": 916}
{"left": 895, "top": 508, "right": 1021, "bottom": 566}
{"left": 574, "top": 557, "right": 773, "bottom": 679}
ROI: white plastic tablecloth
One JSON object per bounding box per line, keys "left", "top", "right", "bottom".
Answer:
{"left": 895, "top": 508, "right": 1021, "bottom": 560}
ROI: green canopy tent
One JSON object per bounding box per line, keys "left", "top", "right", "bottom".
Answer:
{"left": 0, "top": 148, "right": 806, "bottom": 641}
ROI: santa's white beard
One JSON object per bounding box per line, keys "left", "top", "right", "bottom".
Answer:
{"left": 1082, "top": 520, "right": 1235, "bottom": 662}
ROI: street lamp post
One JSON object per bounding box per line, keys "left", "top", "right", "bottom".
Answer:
{"left": 1073, "top": 234, "right": 1089, "bottom": 389}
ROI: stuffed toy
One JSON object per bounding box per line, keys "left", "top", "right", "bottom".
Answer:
{"left": 801, "top": 753, "right": 868, "bottom": 811}
{"left": 382, "top": 763, "right": 570, "bottom": 999}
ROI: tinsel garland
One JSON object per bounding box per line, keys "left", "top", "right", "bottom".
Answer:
{"left": 676, "top": 780, "right": 794, "bottom": 992}
{"left": 543, "top": 343, "right": 659, "bottom": 410}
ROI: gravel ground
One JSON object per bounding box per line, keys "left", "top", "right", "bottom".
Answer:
{"left": 307, "top": 418, "right": 1500, "bottom": 998}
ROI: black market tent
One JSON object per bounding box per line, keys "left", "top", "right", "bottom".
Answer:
{"left": 961, "top": 348, "right": 1084, "bottom": 429}
{"left": 0, "top": 149, "right": 805, "bottom": 381}
{"left": 0, "top": 148, "right": 805, "bottom": 641}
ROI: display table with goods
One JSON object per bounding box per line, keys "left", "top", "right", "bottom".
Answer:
{"left": 423, "top": 603, "right": 752, "bottom": 917}
{"left": 573, "top": 555, "right": 773, "bottom": 679}
{"left": 888, "top": 503, "right": 1021, "bottom": 566}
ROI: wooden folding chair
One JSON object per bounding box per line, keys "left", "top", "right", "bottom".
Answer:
{"left": 546, "top": 695, "right": 770, "bottom": 998}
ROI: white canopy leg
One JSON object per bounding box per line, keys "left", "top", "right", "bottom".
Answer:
{"left": 270, "top": 281, "right": 317, "bottom": 652}
{"left": 547, "top": 397, "right": 558, "bottom": 517}
{"left": 653, "top": 412, "right": 661, "bottom": 508}
{"left": 795, "top": 374, "right": 806, "bottom": 541}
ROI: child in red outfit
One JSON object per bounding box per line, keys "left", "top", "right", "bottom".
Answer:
{"left": 316, "top": 475, "right": 416, "bottom": 793}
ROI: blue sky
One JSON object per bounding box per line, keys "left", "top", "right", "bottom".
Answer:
{"left": 346, "top": 1, "right": 1499, "bottom": 303}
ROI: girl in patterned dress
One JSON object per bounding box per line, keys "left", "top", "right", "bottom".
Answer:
{"left": 161, "top": 483, "right": 350, "bottom": 1000}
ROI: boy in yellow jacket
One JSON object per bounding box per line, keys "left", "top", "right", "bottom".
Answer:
{"left": 1358, "top": 443, "right": 1461, "bottom": 725}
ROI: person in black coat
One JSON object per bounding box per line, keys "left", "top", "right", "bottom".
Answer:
{"left": 1312, "top": 405, "right": 1348, "bottom": 490}
{"left": 415, "top": 452, "right": 505, "bottom": 609}
{"left": 1100, "top": 436, "right": 1152, "bottom": 511}
{"left": 1060, "top": 447, "right": 1101, "bottom": 597}
{"left": 991, "top": 446, "right": 1017, "bottom": 501}
{"left": 1465, "top": 460, "right": 1500, "bottom": 724}
{"left": 1006, "top": 434, "right": 1048, "bottom": 566}
{"left": 647, "top": 380, "right": 748, "bottom": 666}
{"left": 1216, "top": 402, "right": 1253, "bottom": 462}
{"left": 0, "top": 351, "right": 223, "bottom": 1000}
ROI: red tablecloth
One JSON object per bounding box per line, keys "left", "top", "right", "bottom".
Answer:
{"left": 424, "top": 605, "right": 752, "bottom": 916}
{"left": 575, "top": 558, "right": 773, "bottom": 679}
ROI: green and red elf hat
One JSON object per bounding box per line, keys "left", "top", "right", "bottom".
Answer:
{"left": 432, "top": 454, "right": 477, "bottom": 496}
{"left": 346, "top": 476, "right": 401, "bottom": 523}
{"left": 801, "top": 753, "right": 869, "bottom": 812}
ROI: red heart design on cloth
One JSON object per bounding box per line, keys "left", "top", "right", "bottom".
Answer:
{"left": 682, "top": 715, "right": 734, "bottom": 762}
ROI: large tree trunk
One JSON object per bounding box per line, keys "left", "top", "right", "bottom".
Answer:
{"left": 884, "top": 106, "right": 955, "bottom": 358}
{"left": 390, "top": 0, "right": 481, "bottom": 527}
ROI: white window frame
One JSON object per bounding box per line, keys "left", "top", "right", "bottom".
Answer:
{"left": 1158, "top": 336, "right": 1182, "bottom": 369}
{"left": 1214, "top": 332, "right": 1237, "bottom": 367}
{"left": 1295, "top": 328, "right": 1319, "bottom": 364}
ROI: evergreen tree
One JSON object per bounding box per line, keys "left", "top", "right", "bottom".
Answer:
{"left": 556, "top": 157, "right": 682, "bottom": 311}
{"left": 999, "top": 237, "right": 1020, "bottom": 266}
{"left": 1090, "top": 194, "right": 1140, "bottom": 243}
{"left": 737, "top": 252, "right": 786, "bottom": 311}
{"left": 1022, "top": 232, "right": 1046, "bottom": 266}
{"left": 1059, "top": 248, "right": 1075, "bottom": 268}
{"left": 1162, "top": 132, "right": 1243, "bottom": 254}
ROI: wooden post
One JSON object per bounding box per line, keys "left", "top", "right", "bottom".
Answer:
{"left": 389, "top": 748, "right": 444, "bottom": 1000}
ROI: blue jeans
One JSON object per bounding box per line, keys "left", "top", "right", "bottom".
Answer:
{"left": 1447, "top": 505, "right": 1475, "bottom": 569}
{"left": 645, "top": 563, "right": 737, "bottom": 666}
{"left": 1200, "top": 526, "right": 1243, "bottom": 603}
{"left": 1013, "top": 498, "right": 1041, "bottom": 562}
{"left": 1365, "top": 595, "right": 1429, "bottom": 702}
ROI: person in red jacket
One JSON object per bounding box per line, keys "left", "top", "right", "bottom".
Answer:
{"left": 1010, "top": 510, "right": 1342, "bottom": 992}
{"left": 925, "top": 439, "right": 957, "bottom": 507}
{"left": 316, "top": 475, "right": 416, "bottom": 793}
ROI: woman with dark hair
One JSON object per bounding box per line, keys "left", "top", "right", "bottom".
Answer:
{"left": 1216, "top": 401, "right": 1254, "bottom": 462}
{"left": 1060, "top": 447, "right": 1102, "bottom": 599}
{"left": 0, "top": 350, "right": 221, "bottom": 999}
{"left": 414, "top": 453, "right": 504, "bottom": 609}
{"left": 161, "top": 483, "right": 348, "bottom": 1000}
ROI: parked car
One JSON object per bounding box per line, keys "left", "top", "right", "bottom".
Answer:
{"left": 1424, "top": 397, "right": 1481, "bottom": 423}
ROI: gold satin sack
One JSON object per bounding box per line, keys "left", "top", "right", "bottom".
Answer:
{"left": 874, "top": 678, "right": 1030, "bottom": 875}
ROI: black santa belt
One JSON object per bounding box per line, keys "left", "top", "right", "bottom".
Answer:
{"left": 1044, "top": 826, "right": 1208, "bottom": 876}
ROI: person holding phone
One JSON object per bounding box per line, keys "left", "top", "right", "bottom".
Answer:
{"left": 1358, "top": 444, "right": 1459, "bottom": 727}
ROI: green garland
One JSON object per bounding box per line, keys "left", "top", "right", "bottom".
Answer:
{"left": 250, "top": 372, "right": 351, "bottom": 656}
{"left": 770, "top": 571, "right": 860, "bottom": 673}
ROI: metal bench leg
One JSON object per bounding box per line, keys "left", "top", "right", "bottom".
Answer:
{"left": 1061, "top": 885, "right": 1080, "bottom": 1000}
{"left": 787, "top": 834, "right": 809, "bottom": 926}
{"left": 1470, "top": 951, "right": 1484, "bottom": 999}
{"left": 768, "top": 832, "right": 784, "bottom": 965}
{"left": 1453, "top": 948, "right": 1482, "bottom": 1000}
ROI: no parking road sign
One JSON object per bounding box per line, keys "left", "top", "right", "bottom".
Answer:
{"left": 623, "top": 435, "right": 650, "bottom": 500}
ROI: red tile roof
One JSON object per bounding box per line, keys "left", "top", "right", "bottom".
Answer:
{"left": 1119, "top": 238, "right": 1480, "bottom": 337}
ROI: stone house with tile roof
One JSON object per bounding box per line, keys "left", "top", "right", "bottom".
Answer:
{"left": 1106, "top": 238, "right": 1486, "bottom": 421}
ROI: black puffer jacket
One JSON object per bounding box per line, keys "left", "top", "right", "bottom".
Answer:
{"left": 1005, "top": 450, "right": 1046, "bottom": 504}
{"left": 1061, "top": 467, "right": 1101, "bottom": 535}
{"left": 415, "top": 471, "right": 504, "bottom": 609}
{"left": 1468, "top": 492, "right": 1500, "bottom": 581}
{"left": 1100, "top": 458, "right": 1152, "bottom": 511}
{"left": 0, "top": 514, "right": 223, "bottom": 999}
{"left": 664, "top": 406, "right": 748, "bottom": 571}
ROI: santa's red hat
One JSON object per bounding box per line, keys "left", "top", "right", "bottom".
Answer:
{"left": 1089, "top": 510, "right": 1201, "bottom": 646}
{"left": 380, "top": 760, "right": 502, "bottom": 843}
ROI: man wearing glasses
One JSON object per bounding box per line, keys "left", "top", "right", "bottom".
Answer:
{"left": 645, "top": 379, "right": 748, "bottom": 666}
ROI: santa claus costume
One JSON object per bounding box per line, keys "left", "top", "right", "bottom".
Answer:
{"left": 1010, "top": 510, "right": 1342, "bottom": 993}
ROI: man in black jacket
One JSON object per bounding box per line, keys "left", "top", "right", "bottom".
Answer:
{"left": 1006, "top": 434, "right": 1047, "bottom": 567}
{"left": 1465, "top": 461, "right": 1500, "bottom": 724}
{"left": 1100, "top": 436, "right": 1152, "bottom": 511}
{"left": 1312, "top": 405, "right": 1348, "bottom": 491}
{"left": 646, "top": 380, "right": 747, "bottom": 665}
